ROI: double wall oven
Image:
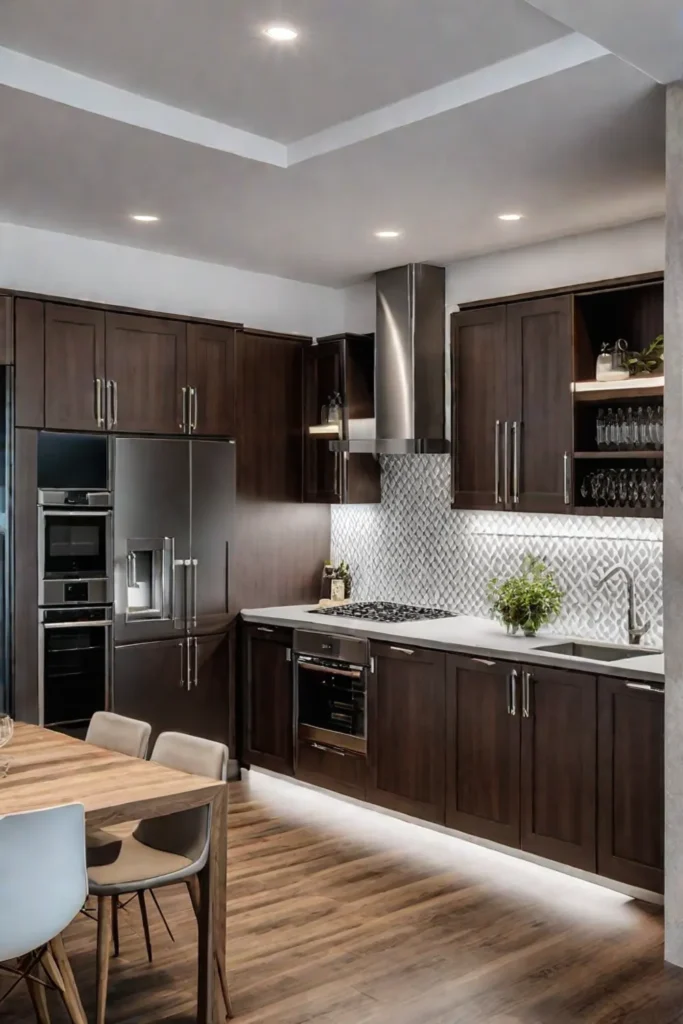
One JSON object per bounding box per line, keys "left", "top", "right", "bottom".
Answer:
{"left": 37, "top": 432, "right": 113, "bottom": 734}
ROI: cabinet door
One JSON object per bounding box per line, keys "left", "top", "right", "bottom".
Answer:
{"left": 451, "top": 306, "right": 509, "bottom": 510}
{"left": 367, "top": 642, "right": 446, "bottom": 822}
{"left": 520, "top": 665, "right": 597, "bottom": 870}
{"left": 44, "top": 304, "right": 106, "bottom": 431}
{"left": 185, "top": 633, "right": 231, "bottom": 747}
{"left": 243, "top": 625, "right": 293, "bottom": 774}
{"left": 0, "top": 296, "right": 12, "bottom": 365}
{"left": 304, "top": 341, "right": 343, "bottom": 503}
{"left": 446, "top": 655, "right": 521, "bottom": 847}
{"left": 114, "top": 638, "right": 187, "bottom": 744}
{"left": 598, "top": 676, "right": 663, "bottom": 892}
{"left": 507, "top": 297, "right": 573, "bottom": 513}
{"left": 15, "top": 298, "right": 45, "bottom": 428}
{"left": 186, "top": 323, "right": 235, "bottom": 437}
{"left": 105, "top": 313, "right": 186, "bottom": 434}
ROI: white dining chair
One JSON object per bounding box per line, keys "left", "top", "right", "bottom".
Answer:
{"left": 0, "top": 803, "right": 88, "bottom": 1024}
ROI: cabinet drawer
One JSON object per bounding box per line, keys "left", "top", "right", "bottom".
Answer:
{"left": 246, "top": 623, "right": 292, "bottom": 647}
{"left": 296, "top": 741, "right": 366, "bottom": 799}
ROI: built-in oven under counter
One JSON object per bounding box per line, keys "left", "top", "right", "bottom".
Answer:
{"left": 39, "top": 606, "right": 112, "bottom": 736}
{"left": 293, "top": 629, "right": 369, "bottom": 797}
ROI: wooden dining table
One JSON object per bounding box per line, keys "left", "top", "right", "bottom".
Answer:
{"left": 0, "top": 723, "right": 229, "bottom": 1024}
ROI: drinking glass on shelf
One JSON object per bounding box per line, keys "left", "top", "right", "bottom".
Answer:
{"left": 655, "top": 468, "right": 664, "bottom": 508}
{"left": 605, "top": 409, "right": 616, "bottom": 451}
{"left": 628, "top": 469, "right": 639, "bottom": 508}
{"left": 617, "top": 469, "right": 628, "bottom": 507}
{"left": 581, "top": 475, "right": 590, "bottom": 502}
{"left": 646, "top": 407, "right": 657, "bottom": 450}
{"left": 639, "top": 468, "right": 649, "bottom": 508}
{"left": 596, "top": 409, "right": 606, "bottom": 451}
{"left": 656, "top": 405, "right": 664, "bottom": 450}
{"left": 615, "top": 409, "right": 625, "bottom": 451}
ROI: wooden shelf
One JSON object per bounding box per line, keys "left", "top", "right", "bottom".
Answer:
{"left": 574, "top": 506, "right": 662, "bottom": 519}
{"left": 574, "top": 450, "right": 663, "bottom": 460}
{"left": 573, "top": 376, "right": 664, "bottom": 403}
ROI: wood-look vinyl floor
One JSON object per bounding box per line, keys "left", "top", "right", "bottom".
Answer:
{"left": 2, "top": 770, "right": 683, "bottom": 1024}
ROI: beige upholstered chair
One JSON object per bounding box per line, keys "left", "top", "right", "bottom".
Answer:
{"left": 86, "top": 711, "right": 151, "bottom": 759}
{"left": 88, "top": 732, "right": 232, "bottom": 1024}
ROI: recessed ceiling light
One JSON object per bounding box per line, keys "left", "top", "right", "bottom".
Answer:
{"left": 375, "top": 229, "right": 401, "bottom": 239}
{"left": 498, "top": 213, "right": 524, "bottom": 221}
{"left": 130, "top": 214, "right": 159, "bottom": 223}
{"left": 264, "top": 24, "right": 298, "bottom": 41}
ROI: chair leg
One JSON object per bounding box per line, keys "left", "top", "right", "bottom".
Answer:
{"left": 150, "top": 888, "right": 175, "bottom": 942}
{"left": 137, "top": 890, "right": 153, "bottom": 964}
{"left": 96, "top": 895, "right": 112, "bottom": 1024}
{"left": 21, "top": 956, "right": 51, "bottom": 1024}
{"left": 112, "top": 898, "right": 120, "bottom": 958}
{"left": 186, "top": 877, "right": 234, "bottom": 1020}
{"left": 49, "top": 934, "right": 87, "bottom": 1024}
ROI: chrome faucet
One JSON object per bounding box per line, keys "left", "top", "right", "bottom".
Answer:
{"left": 596, "top": 566, "right": 650, "bottom": 645}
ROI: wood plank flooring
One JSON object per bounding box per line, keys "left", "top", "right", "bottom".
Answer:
{"left": 3, "top": 769, "right": 683, "bottom": 1024}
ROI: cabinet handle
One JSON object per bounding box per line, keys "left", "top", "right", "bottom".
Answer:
{"left": 179, "top": 640, "right": 185, "bottom": 689}
{"left": 180, "top": 386, "right": 188, "bottom": 431}
{"left": 94, "top": 378, "right": 105, "bottom": 427}
{"left": 563, "top": 452, "right": 571, "bottom": 505}
{"left": 521, "top": 669, "right": 531, "bottom": 718}
{"left": 472, "top": 657, "right": 496, "bottom": 667}
{"left": 626, "top": 681, "right": 663, "bottom": 694}
{"left": 494, "top": 420, "right": 501, "bottom": 505}
{"left": 508, "top": 669, "right": 518, "bottom": 716}
{"left": 310, "top": 742, "right": 347, "bottom": 757}
{"left": 193, "top": 636, "right": 199, "bottom": 688}
{"left": 257, "top": 626, "right": 275, "bottom": 633}
{"left": 390, "top": 646, "right": 414, "bottom": 655}
{"left": 191, "top": 387, "right": 198, "bottom": 432}
{"left": 503, "top": 421, "right": 510, "bottom": 506}
{"left": 511, "top": 421, "right": 520, "bottom": 505}
{"left": 106, "top": 380, "right": 118, "bottom": 427}
{"left": 186, "top": 637, "right": 192, "bottom": 693}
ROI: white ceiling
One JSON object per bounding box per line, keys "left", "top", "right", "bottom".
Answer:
{"left": 0, "top": 0, "right": 671, "bottom": 286}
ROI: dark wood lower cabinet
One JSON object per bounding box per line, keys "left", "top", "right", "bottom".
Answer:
{"left": 446, "top": 655, "right": 520, "bottom": 847}
{"left": 520, "top": 665, "right": 597, "bottom": 871}
{"left": 597, "top": 676, "right": 664, "bottom": 893}
{"left": 367, "top": 642, "right": 446, "bottom": 823}
{"left": 242, "top": 624, "right": 294, "bottom": 775}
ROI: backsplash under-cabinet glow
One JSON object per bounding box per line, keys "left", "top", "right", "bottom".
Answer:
{"left": 330, "top": 456, "right": 663, "bottom": 648}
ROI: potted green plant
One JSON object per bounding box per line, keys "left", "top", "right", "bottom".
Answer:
{"left": 487, "top": 554, "right": 564, "bottom": 637}
{"left": 625, "top": 334, "right": 664, "bottom": 377}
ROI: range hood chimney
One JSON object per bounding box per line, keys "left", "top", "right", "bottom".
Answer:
{"left": 333, "top": 263, "right": 449, "bottom": 455}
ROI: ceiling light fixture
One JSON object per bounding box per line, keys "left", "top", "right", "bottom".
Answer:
{"left": 131, "top": 214, "right": 159, "bottom": 223}
{"left": 498, "top": 213, "right": 524, "bottom": 221}
{"left": 264, "top": 24, "right": 298, "bottom": 41}
{"left": 375, "top": 229, "right": 401, "bottom": 239}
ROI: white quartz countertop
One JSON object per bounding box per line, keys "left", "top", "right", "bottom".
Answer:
{"left": 241, "top": 605, "right": 664, "bottom": 685}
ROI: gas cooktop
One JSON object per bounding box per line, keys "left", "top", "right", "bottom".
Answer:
{"left": 310, "top": 601, "right": 456, "bottom": 624}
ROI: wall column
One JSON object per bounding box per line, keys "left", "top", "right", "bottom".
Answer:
{"left": 665, "top": 83, "right": 683, "bottom": 964}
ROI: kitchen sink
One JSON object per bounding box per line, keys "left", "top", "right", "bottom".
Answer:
{"left": 534, "top": 641, "right": 657, "bottom": 662}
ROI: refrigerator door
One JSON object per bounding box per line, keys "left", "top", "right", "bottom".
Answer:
{"left": 190, "top": 440, "right": 236, "bottom": 635}
{"left": 114, "top": 437, "right": 190, "bottom": 644}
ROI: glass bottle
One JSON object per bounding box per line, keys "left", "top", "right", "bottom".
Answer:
{"left": 596, "top": 409, "right": 606, "bottom": 451}
{"left": 635, "top": 408, "right": 647, "bottom": 451}
{"left": 646, "top": 406, "right": 656, "bottom": 450}
{"left": 624, "top": 407, "right": 634, "bottom": 451}
{"left": 615, "top": 408, "right": 625, "bottom": 451}
{"left": 606, "top": 408, "right": 616, "bottom": 451}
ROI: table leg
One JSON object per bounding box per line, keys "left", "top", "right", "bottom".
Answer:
{"left": 197, "top": 785, "right": 227, "bottom": 1024}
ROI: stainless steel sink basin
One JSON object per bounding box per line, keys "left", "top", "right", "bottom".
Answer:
{"left": 534, "top": 641, "right": 657, "bottom": 662}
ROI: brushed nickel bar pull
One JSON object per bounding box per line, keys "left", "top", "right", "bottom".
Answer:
{"left": 191, "top": 558, "right": 198, "bottom": 627}
{"left": 625, "top": 681, "right": 663, "bottom": 693}
{"left": 257, "top": 626, "right": 274, "bottom": 633}
{"left": 472, "top": 657, "right": 496, "bottom": 667}
{"left": 494, "top": 420, "right": 501, "bottom": 504}
{"left": 193, "top": 637, "right": 199, "bottom": 688}
{"left": 522, "top": 670, "right": 531, "bottom": 718}
{"left": 563, "top": 452, "right": 571, "bottom": 505}
{"left": 191, "top": 387, "right": 198, "bottom": 432}
{"left": 390, "top": 646, "right": 414, "bottom": 655}
{"left": 95, "top": 378, "right": 104, "bottom": 427}
{"left": 179, "top": 640, "right": 185, "bottom": 689}
{"left": 111, "top": 380, "right": 118, "bottom": 427}
{"left": 508, "top": 669, "right": 518, "bottom": 716}
{"left": 503, "top": 421, "right": 510, "bottom": 507}
{"left": 310, "top": 742, "right": 347, "bottom": 757}
{"left": 180, "top": 386, "right": 188, "bottom": 431}
{"left": 512, "top": 421, "right": 520, "bottom": 505}
{"left": 186, "top": 637, "right": 192, "bottom": 693}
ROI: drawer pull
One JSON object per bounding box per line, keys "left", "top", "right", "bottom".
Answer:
{"left": 625, "top": 681, "right": 663, "bottom": 694}
{"left": 390, "top": 646, "right": 414, "bottom": 655}
{"left": 257, "top": 626, "right": 275, "bottom": 633}
{"left": 310, "top": 742, "right": 347, "bottom": 757}
{"left": 472, "top": 657, "right": 496, "bottom": 667}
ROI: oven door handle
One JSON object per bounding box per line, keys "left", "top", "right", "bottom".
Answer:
{"left": 42, "top": 620, "right": 113, "bottom": 629}
{"left": 296, "top": 661, "right": 363, "bottom": 680}
{"left": 41, "top": 510, "right": 112, "bottom": 518}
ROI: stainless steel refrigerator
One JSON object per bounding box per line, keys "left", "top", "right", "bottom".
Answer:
{"left": 112, "top": 436, "right": 235, "bottom": 744}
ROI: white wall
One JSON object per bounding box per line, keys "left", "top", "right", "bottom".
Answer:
{"left": 0, "top": 223, "right": 344, "bottom": 337}
{"left": 343, "top": 217, "right": 666, "bottom": 332}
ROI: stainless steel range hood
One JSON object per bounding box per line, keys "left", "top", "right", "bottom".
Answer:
{"left": 333, "top": 263, "right": 448, "bottom": 455}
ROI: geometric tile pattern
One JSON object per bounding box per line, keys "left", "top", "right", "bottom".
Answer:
{"left": 331, "top": 455, "right": 663, "bottom": 648}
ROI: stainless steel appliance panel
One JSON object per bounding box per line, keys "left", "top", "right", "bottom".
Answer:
{"left": 39, "top": 606, "right": 112, "bottom": 729}
{"left": 189, "top": 440, "right": 236, "bottom": 635}
{"left": 293, "top": 629, "right": 370, "bottom": 666}
{"left": 114, "top": 437, "right": 190, "bottom": 643}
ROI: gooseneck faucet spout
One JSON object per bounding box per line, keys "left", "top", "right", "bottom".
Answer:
{"left": 596, "top": 566, "right": 650, "bottom": 646}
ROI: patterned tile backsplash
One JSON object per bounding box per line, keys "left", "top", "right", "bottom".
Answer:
{"left": 331, "top": 456, "right": 663, "bottom": 648}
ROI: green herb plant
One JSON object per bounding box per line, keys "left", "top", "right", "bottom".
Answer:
{"left": 625, "top": 334, "right": 663, "bottom": 377}
{"left": 487, "top": 554, "right": 564, "bottom": 637}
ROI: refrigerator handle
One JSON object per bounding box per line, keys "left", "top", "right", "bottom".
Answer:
{"left": 191, "top": 558, "right": 198, "bottom": 627}
{"left": 179, "top": 639, "right": 185, "bottom": 689}
{"left": 174, "top": 557, "right": 188, "bottom": 629}
{"left": 185, "top": 637, "right": 192, "bottom": 692}
{"left": 193, "top": 637, "right": 199, "bottom": 688}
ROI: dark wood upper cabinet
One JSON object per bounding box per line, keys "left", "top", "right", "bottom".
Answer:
{"left": 506, "top": 296, "right": 573, "bottom": 513}
{"left": 242, "top": 624, "right": 293, "bottom": 775}
{"left": 597, "top": 675, "right": 664, "bottom": 893}
{"left": 304, "top": 334, "right": 380, "bottom": 505}
{"left": 186, "top": 323, "right": 235, "bottom": 437}
{"left": 44, "top": 304, "right": 106, "bottom": 432}
{"left": 520, "top": 664, "right": 597, "bottom": 871}
{"left": 15, "top": 299, "right": 45, "bottom": 429}
{"left": 367, "top": 642, "right": 446, "bottom": 823}
{"left": 451, "top": 306, "right": 508, "bottom": 510}
{"left": 446, "top": 654, "right": 521, "bottom": 847}
{"left": 105, "top": 313, "right": 186, "bottom": 434}
{"left": 0, "top": 297, "right": 13, "bottom": 365}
